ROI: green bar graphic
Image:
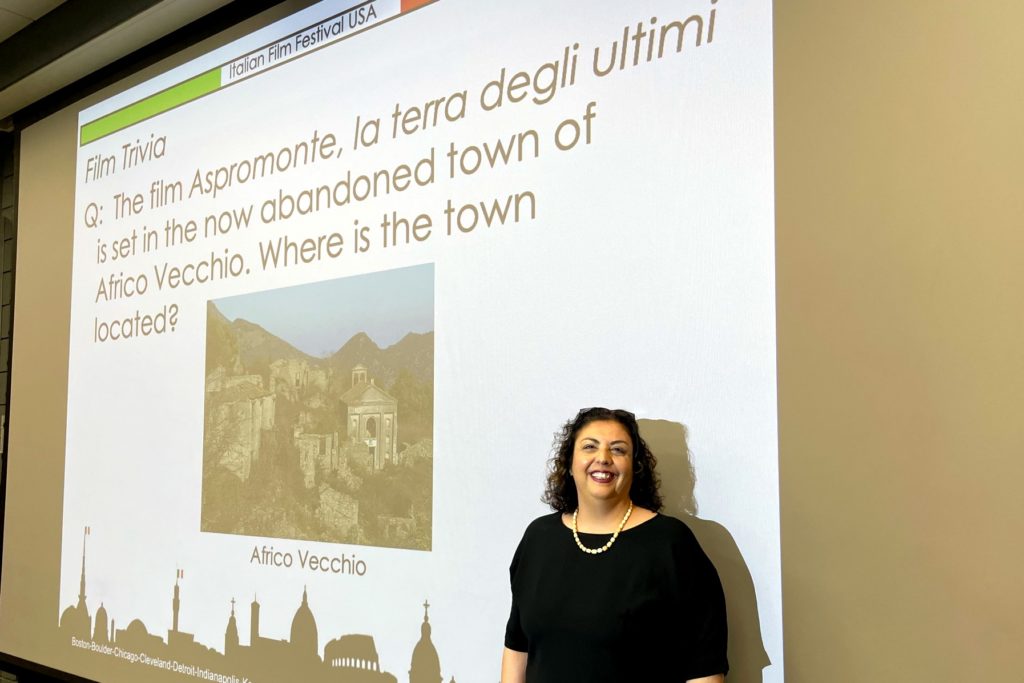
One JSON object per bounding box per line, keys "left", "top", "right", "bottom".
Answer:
{"left": 79, "top": 68, "right": 222, "bottom": 146}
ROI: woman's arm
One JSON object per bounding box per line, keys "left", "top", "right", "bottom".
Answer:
{"left": 687, "top": 676, "right": 725, "bottom": 683}
{"left": 501, "top": 647, "right": 527, "bottom": 683}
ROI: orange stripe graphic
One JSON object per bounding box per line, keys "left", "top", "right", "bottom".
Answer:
{"left": 401, "top": 0, "right": 432, "bottom": 12}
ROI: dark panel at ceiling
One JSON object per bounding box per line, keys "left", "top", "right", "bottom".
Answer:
{"left": 0, "top": 0, "right": 167, "bottom": 91}
{"left": 7, "top": 0, "right": 288, "bottom": 131}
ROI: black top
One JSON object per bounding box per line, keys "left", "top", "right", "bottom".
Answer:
{"left": 505, "top": 512, "right": 728, "bottom": 682}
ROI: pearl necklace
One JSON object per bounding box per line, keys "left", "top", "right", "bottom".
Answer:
{"left": 572, "top": 500, "right": 633, "bottom": 555}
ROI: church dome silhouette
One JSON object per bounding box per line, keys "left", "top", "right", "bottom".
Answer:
{"left": 125, "top": 618, "right": 149, "bottom": 635}
{"left": 409, "top": 601, "right": 442, "bottom": 683}
{"left": 224, "top": 599, "right": 239, "bottom": 653}
{"left": 93, "top": 603, "right": 109, "bottom": 643}
{"left": 59, "top": 603, "right": 89, "bottom": 639}
{"left": 290, "top": 587, "right": 318, "bottom": 658}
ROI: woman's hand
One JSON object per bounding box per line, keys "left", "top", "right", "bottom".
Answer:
{"left": 500, "top": 646, "right": 527, "bottom": 683}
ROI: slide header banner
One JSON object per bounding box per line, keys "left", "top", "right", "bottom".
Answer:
{"left": 80, "top": 1, "right": 403, "bottom": 144}
{"left": 60, "top": 1, "right": 781, "bottom": 681}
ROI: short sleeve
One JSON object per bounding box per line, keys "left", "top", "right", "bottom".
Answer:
{"left": 504, "top": 596, "right": 528, "bottom": 651}
{"left": 680, "top": 542, "right": 729, "bottom": 680}
{"left": 503, "top": 534, "right": 528, "bottom": 652}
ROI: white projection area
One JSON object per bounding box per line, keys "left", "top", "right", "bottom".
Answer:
{"left": 53, "top": 1, "right": 780, "bottom": 681}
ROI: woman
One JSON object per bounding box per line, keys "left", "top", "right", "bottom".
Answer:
{"left": 501, "top": 407, "right": 728, "bottom": 683}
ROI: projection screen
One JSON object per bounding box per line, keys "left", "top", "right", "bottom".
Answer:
{"left": 2, "top": 1, "right": 781, "bottom": 681}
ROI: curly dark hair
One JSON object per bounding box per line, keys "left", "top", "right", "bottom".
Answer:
{"left": 542, "top": 407, "right": 663, "bottom": 513}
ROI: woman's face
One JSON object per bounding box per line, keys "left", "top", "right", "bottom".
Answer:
{"left": 571, "top": 419, "right": 634, "bottom": 508}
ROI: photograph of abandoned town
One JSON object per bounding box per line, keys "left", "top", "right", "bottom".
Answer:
{"left": 201, "top": 264, "right": 434, "bottom": 550}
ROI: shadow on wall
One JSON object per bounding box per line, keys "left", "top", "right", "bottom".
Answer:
{"left": 639, "top": 419, "right": 771, "bottom": 683}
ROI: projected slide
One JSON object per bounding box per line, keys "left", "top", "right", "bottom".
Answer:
{"left": 56, "top": 1, "right": 780, "bottom": 681}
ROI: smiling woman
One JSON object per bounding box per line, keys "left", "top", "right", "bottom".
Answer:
{"left": 500, "top": 407, "right": 728, "bottom": 683}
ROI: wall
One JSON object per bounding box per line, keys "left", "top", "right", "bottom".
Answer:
{"left": 775, "top": 2, "right": 1023, "bottom": 679}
